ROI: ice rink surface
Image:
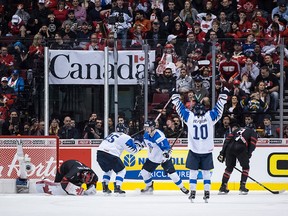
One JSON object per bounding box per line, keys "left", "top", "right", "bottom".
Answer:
{"left": 0, "top": 191, "right": 287, "bottom": 216}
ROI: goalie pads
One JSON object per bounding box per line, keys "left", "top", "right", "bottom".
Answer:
{"left": 84, "top": 185, "right": 96, "bottom": 195}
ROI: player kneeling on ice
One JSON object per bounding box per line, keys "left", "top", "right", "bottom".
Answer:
{"left": 36, "top": 160, "right": 98, "bottom": 195}
{"left": 217, "top": 124, "right": 258, "bottom": 195}
{"left": 97, "top": 123, "right": 144, "bottom": 195}
{"left": 171, "top": 87, "right": 228, "bottom": 202}
{"left": 140, "top": 120, "right": 189, "bottom": 195}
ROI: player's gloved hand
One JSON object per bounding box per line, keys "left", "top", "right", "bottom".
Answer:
{"left": 84, "top": 184, "right": 96, "bottom": 195}
{"left": 171, "top": 94, "right": 180, "bottom": 105}
{"left": 135, "top": 140, "right": 145, "bottom": 150}
{"left": 163, "top": 150, "right": 172, "bottom": 160}
{"left": 217, "top": 151, "right": 225, "bottom": 163}
{"left": 219, "top": 87, "right": 230, "bottom": 100}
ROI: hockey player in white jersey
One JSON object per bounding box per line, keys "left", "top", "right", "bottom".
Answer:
{"left": 171, "top": 87, "right": 228, "bottom": 202}
{"left": 140, "top": 120, "right": 189, "bottom": 195}
{"left": 97, "top": 123, "right": 144, "bottom": 195}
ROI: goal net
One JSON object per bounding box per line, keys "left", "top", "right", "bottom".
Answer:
{"left": 0, "top": 136, "right": 59, "bottom": 193}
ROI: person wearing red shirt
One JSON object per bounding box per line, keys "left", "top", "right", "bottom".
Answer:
{"left": 53, "top": 0, "right": 68, "bottom": 23}
{"left": 0, "top": 47, "right": 14, "bottom": 68}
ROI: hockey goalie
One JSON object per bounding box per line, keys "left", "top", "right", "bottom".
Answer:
{"left": 36, "top": 160, "right": 98, "bottom": 195}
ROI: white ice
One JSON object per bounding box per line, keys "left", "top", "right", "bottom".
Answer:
{"left": 0, "top": 191, "right": 287, "bottom": 216}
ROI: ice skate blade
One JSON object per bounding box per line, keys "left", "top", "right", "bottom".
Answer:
{"left": 114, "top": 193, "right": 126, "bottom": 197}
{"left": 239, "top": 191, "right": 248, "bottom": 195}
{"left": 218, "top": 191, "right": 229, "bottom": 195}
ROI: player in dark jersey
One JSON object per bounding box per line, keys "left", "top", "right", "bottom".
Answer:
{"left": 217, "top": 124, "right": 258, "bottom": 195}
{"left": 55, "top": 160, "right": 98, "bottom": 195}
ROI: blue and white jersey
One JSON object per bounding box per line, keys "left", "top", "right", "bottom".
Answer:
{"left": 98, "top": 132, "right": 140, "bottom": 157}
{"left": 143, "top": 129, "right": 171, "bottom": 163}
{"left": 174, "top": 97, "right": 227, "bottom": 154}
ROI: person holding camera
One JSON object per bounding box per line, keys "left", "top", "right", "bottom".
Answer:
{"left": 58, "top": 116, "right": 80, "bottom": 139}
{"left": 2, "top": 109, "right": 21, "bottom": 135}
{"left": 83, "top": 113, "right": 103, "bottom": 139}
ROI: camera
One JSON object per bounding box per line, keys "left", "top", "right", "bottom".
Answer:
{"left": 84, "top": 122, "right": 96, "bottom": 133}
{"left": 108, "top": 13, "right": 124, "bottom": 25}
{"left": 12, "top": 117, "right": 19, "bottom": 125}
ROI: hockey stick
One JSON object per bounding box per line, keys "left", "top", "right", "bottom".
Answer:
{"left": 234, "top": 166, "right": 286, "bottom": 194}
{"left": 170, "top": 119, "right": 184, "bottom": 149}
{"left": 131, "top": 96, "right": 173, "bottom": 138}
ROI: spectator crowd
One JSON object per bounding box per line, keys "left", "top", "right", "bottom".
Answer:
{"left": 0, "top": 0, "right": 287, "bottom": 138}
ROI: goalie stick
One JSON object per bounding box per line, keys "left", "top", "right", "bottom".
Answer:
{"left": 234, "top": 166, "right": 286, "bottom": 194}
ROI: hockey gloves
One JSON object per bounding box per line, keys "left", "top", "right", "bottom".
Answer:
{"left": 84, "top": 184, "right": 96, "bottom": 195}
{"left": 217, "top": 151, "right": 225, "bottom": 163}
{"left": 135, "top": 140, "right": 145, "bottom": 150}
{"left": 171, "top": 94, "right": 180, "bottom": 105}
{"left": 219, "top": 87, "right": 230, "bottom": 101}
{"left": 163, "top": 150, "right": 172, "bottom": 160}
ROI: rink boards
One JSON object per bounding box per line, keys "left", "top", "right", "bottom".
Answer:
{"left": 0, "top": 139, "right": 287, "bottom": 192}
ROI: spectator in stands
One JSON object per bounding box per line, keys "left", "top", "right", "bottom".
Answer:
{"left": 202, "top": 30, "right": 218, "bottom": 56}
{"left": 176, "top": 68, "right": 193, "bottom": 94}
{"left": 192, "top": 21, "right": 206, "bottom": 44}
{"left": 0, "top": 77, "right": 16, "bottom": 109}
{"left": 226, "top": 21, "right": 243, "bottom": 39}
{"left": 108, "top": 117, "right": 114, "bottom": 134}
{"left": 47, "top": 13, "right": 62, "bottom": 39}
{"left": 76, "top": 21, "right": 93, "bottom": 49}
{"left": 109, "top": 0, "right": 133, "bottom": 49}
{"left": 205, "top": 20, "right": 225, "bottom": 43}
{"left": 25, "top": 18, "right": 42, "bottom": 36}
{"left": 164, "top": 118, "right": 179, "bottom": 138}
{"left": 242, "top": 34, "right": 257, "bottom": 57}
{"left": 30, "top": 119, "right": 45, "bottom": 136}
{"left": 238, "top": 11, "right": 252, "bottom": 33}
{"left": 218, "top": 51, "right": 240, "bottom": 89}
{"left": 87, "top": 0, "right": 109, "bottom": 23}
{"left": 50, "top": 32, "right": 73, "bottom": 50}
{"left": 165, "top": 0, "right": 180, "bottom": 22}
{"left": 154, "top": 67, "right": 176, "bottom": 94}
{"left": 181, "top": 32, "right": 203, "bottom": 59}
{"left": 241, "top": 57, "right": 260, "bottom": 85}
{"left": 7, "top": 70, "right": 25, "bottom": 94}
{"left": 60, "top": 22, "right": 77, "bottom": 47}
{"left": 252, "top": 43, "right": 264, "bottom": 67}
{"left": 179, "top": 0, "right": 198, "bottom": 27}
{"left": 215, "top": 114, "right": 232, "bottom": 138}
{"left": 254, "top": 80, "right": 271, "bottom": 110}
{"left": 185, "top": 90, "right": 196, "bottom": 110}
{"left": 2, "top": 109, "right": 21, "bottom": 135}
{"left": 218, "top": 0, "right": 238, "bottom": 22}
{"left": 243, "top": 113, "right": 256, "bottom": 130}
{"left": 62, "top": 10, "right": 81, "bottom": 32}
{"left": 58, "top": 116, "right": 80, "bottom": 139}
{"left": 283, "top": 125, "right": 288, "bottom": 138}
{"left": 224, "top": 95, "right": 242, "bottom": 124}
{"left": 71, "top": 0, "right": 87, "bottom": 23}
{"left": 49, "top": 118, "right": 60, "bottom": 136}
{"left": 7, "top": 14, "right": 25, "bottom": 36}
{"left": 84, "top": 33, "right": 104, "bottom": 50}
{"left": 259, "top": 114, "right": 279, "bottom": 138}
{"left": 255, "top": 66, "right": 279, "bottom": 111}
{"left": 218, "top": 11, "right": 231, "bottom": 34}
{"left": 197, "top": 12, "right": 217, "bottom": 34}
{"left": 237, "top": 0, "right": 259, "bottom": 20}
{"left": 30, "top": 0, "right": 52, "bottom": 26}
{"left": 232, "top": 41, "right": 245, "bottom": 67}
{"left": 191, "top": 75, "right": 210, "bottom": 106}
{"left": 159, "top": 11, "right": 172, "bottom": 36}
{"left": 15, "top": 4, "right": 30, "bottom": 25}
{"left": 132, "top": 9, "right": 151, "bottom": 34}
{"left": 271, "top": 3, "right": 288, "bottom": 23}
{"left": 0, "top": 46, "right": 15, "bottom": 70}
{"left": 53, "top": 0, "right": 68, "bottom": 24}
{"left": 129, "top": 24, "right": 145, "bottom": 49}
{"left": 83, "top": 113, "right": 103, "bottom": 139}
{"left": 262, "top": 54, "right": 281, "bottom": 79}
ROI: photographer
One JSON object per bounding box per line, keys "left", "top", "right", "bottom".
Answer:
{"left": 83, "top": 119, "right": 103, "bottom": 139}
{"left": 2, "top": 109, "right": 21, "bottom": 135}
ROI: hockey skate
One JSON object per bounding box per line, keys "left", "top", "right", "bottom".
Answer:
{"left": 203, "top": 191, "right": 210, "bottom": 203}
{"left": 114, "top": 183, "right": 126, "bottom": 195}
{"left": 141, "top": 181, "right": 154, "bottom": 194}
{"left": 102, "top": 182, "right": 112, "bottom": 194}
{"left": 218, "top": 183, "right": 229, "bottom": 195}
{"left": 239, "top": 182, "right": 249, "bottom": 195}
{"left": 180, "top": 187, "right": 189, "bottom": 195}
{"left": 188, "top": 190, "right": 196, "bottom": 202}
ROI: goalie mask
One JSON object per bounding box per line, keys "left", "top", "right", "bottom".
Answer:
{"left": 81, "top": 171, "right": 94, "bottom": 184}
{"left": 193, "top": 103, "right": 206, "bottom": 116}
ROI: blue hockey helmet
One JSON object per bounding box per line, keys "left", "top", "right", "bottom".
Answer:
{"left": 116, "top": 123, "right": 129, "bottom": 134}
{"left": 143, "top": 120, "right": 156, "bottom": 129}
{"left": 193, "top": 103, "right": 206, "bottom": 116}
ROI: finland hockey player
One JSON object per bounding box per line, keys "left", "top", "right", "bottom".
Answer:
{"left": 97, "top": 123, "right": 144, "bottom": 195}
{"left": 171, "top": 88, "right": 228, "bottom": 202}
{"left": 140, "top": 120, "right": 189, "bottom": 195}
{"left": 217, "top": 124, "right": 258, "bottom": 195}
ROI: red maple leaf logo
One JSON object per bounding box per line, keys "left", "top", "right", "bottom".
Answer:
{"left": 139, "top": 56, "right": 145, "bottom": 61}
{"left": 43, "top": 184, "right": 52, "bottom": 195}
{"left": 76, "top": 187, "right": 84, "bottom": 195}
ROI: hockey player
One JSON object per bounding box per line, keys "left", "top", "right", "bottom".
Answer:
{"left": 97, "top": 123, "right": 144, "bottom": 195}
{"left": 140, "top": 120, "right": 189, "bottom": 195}
{"left": 217, "top": 124, "right": 258, "bottom": 195}
{"left": 171, "top": 88, "right": 228, "bottom": 202}
{"left": 54, "top": 159, "right": 98, "bottom": 195}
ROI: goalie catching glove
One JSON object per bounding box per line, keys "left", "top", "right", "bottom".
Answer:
{"left": 171, "top": 94, "right": 180, "bottom": 105}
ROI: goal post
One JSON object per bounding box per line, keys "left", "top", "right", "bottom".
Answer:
{"left": 0, "top": 136, "right": 59, "bottom": 193}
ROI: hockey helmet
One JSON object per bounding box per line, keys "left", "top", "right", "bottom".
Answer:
{"left": 116, "top": 123, "right": 129, "bottom": 134}
{"left": 144, "top": 120, "right": 156, "bottom": 128}
{"left": 81, "top": 171, "right": 94, "bottom": 184}
{"left": 193, "top": 103, "right": 206, "bottom": 116}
